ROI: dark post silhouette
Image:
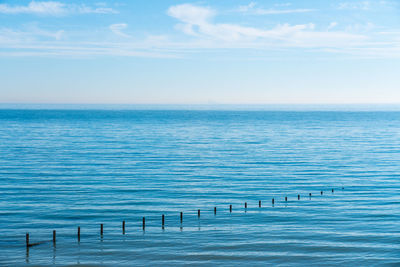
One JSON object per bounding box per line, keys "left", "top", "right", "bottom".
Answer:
{"left": 321, "top": 191, "right": 323, "bottom": 195}
{"left": 214, "top": 207, "right": 216, "bottom": 215}
{"left": 53, "top": 230, "right": 56, "bottom": 245}
{"left": 26, "top": 233, "right": 29, "bottom": 247}
{"left": 245, "top": 202, "right": 247, "bottom": 209}
{"left": 180, "top": 212, "right": 183, "bottom": 223}
{"left": 272, "top": 198, "right": 275, "bottom": 205}
{"left": 230, "top": 204, "right": 232, "bottom": 213}
{"left": 332, "top": 188, "right": 334, "bottom": 193}
{"left": 162, "top": 214, "right": 165, "bottom": 228}
{"left": 285, "top": 196, "right": 287, "bottom": 201}
{"left": 122, "top": 221, "right": 125, "bottom": 234}
{"left": 198, "top": 209, "right": 200, "bottom": 218}
{"left": 298, "top": 194, "right": 300, "bottom": 200}
{"left": 100, "top": 224, "right": 103, "bottom": 236}
{"left": 259, "top": 200, "right": 261, "bottom": 207}
{"left": 78, "top": 227, "right": 80, "bottom": 242}
{"left": 142, "top": 217, "right": 145, "bottom": 230}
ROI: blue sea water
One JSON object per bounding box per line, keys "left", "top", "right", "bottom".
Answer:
{"left": 0, "top": 107, "right": 400, "bottom": 266}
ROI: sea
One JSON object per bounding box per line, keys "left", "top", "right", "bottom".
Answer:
{"left": 0, "top": 105, "right": 399, "bottom": 266}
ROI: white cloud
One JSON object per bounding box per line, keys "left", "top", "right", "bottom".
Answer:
{"left": 168, "top": 4, "right": 214, "bottom": 25}
{"left": 0, "top": 1, "right": 65, "bottom": 15}
{"left": 253, "top": 8, "right": 315, "bottom": 15}
{"left": 275, "top": 3, "right": 292, "bottom": 7}
{"left": 0, "top": 25, "right": 178, "bottom": 58}
{"left": 345, "top": 22, "right": 375, "bottom": 32}
{"left": 109, "top": 23, "right": 130, "bottom": 38}
{"left": 0, "top": 3, "right": 398, "bottom": 59}
{"left": 0, "top": 1, "right": 117, "bottom": 15}
{"left": 238, "top": 2, "right": 256, "bottom": 12}
{"left": 338, "top": 1, "right": 371, "bottom": 10}
{"left": 167, "top": 4, "right": 365, "bottom": 46}
{"left": 338, "top": 0, "right": 396, "bottom": 10}
{"left": 328, "top": 22, "right": 338, "bottom": 30}
{"left": 0, "top": 26, "right": 64, "bottom": 43}
{"left": 237, "top": 2, "right": 314, "bottom": 15}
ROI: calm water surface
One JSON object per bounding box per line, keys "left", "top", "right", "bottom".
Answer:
{"left": 0, "top": 109, "right": 399, "bottom": 266}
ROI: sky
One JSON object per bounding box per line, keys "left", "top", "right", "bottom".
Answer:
{"left": 0, "top": 0, "right": 399, "bottom": 105}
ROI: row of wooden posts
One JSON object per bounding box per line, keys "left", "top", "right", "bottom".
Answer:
{"left": 26, "top": 187, "right": 343, "bottom": 248}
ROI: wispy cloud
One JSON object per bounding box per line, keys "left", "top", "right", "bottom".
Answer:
{"left": 109, "top": 23, "right": 130, "bottom": 38}
{"left": 168, "top": 4, "right": 365, "bottom": 46}
{"left": 0, "top": 26, "right": 64, "bottom": 43}
{"left": 345, "top": 22, "right": 375, "bottom": 32}
{"left": 237, "top": 2, "right": 314, "bottom": 15}
{"left": 338, "top": 1, "right": 371, "bottom": 10}
{"left": 275, "top": 3, "right": 292, "bottom": 7}
{"left": 0, "top": 1, "right": 117, "bottom": 15}
{"left": 0, "top": 1, "right": 65, "bottom": 15}
{"left": 0, "top": 3, "right": 399, "bottom": 59}
{"left": 0, "top": 24, "right": 178, "bottom": 58}
{"left": 337, "top": 1, "right": 394, "bottom": 10}
{"left": 327, "top": 22, "right": 338, "bottom": 30}
{"left": 253, "top": 8, "right": 315, "bottom": 15}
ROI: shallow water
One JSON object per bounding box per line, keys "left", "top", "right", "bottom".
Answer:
{"left": 0, "top": 109, "right": 399, "bottom": 266}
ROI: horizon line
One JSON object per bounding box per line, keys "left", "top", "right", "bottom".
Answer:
{"left": 1, "top": 102, "right": 400, "bottom": 112}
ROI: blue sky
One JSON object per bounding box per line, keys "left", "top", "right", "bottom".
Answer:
{"left": 0, "top": 0, "right": 399, "bottom": 104}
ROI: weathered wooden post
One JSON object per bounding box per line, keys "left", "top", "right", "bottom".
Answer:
{"left": 162, "top": 214, "right": 165, "bottom": 228}
{"left": 272, "top": 198, "right": 275, "bottom": 205}
{"left": 230, "top": 204, "right": 232, "bottom": 213}
{"left": 180, "top": 212, "right": 183, "bottom": 223}
{"left": 142, "top": 217, "right": 145, "bottom": 230}
{"left": 198, "top": 209, "right": 200, "bottom": 218}
{"left": 321, "top": 191, "right": 323, "bottom": 195}
{"left": 100, "top": 224, "right": 103, "bottom": 236}
{"left": 285, "top": 196, "right": 287, "bottom": 201}
{"left": 298, "top": 194, "right": 300, "bottom": 200}
{"left": 26, "top": 233, "right": 29, "bottom": 247}
{"left": 259, "top": 200, "right": 261, "bottom": 207}
{"left": 245, "top": 202, "right": 247, "bottom": 209}
{"left": 122, "top": 221, "right": 125, "bottom": 234}
{"left": 78, "top": 227, "right": 80, "bottom": 242}
{"left": 214, "top": 207, "right": 217, "bottom": 215}
{"left": 53, "top": 230, "right": 56, "bottom": 245}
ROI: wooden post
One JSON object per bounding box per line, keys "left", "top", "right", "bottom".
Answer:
{"left": 214, "top": 207, "right": 216, "bottom": 215}
{"left": 53, "top": 230, "right": 56, "bottom": 245}
{"left": 229, "top": 204, "right": 232, "bottom": 213}
{"left": 162, "top": 214, "right": 165, "bottom": 228}
{"left": 259, "top": 200, "right": 261, "bottom": 207}
{"left": 100, "top": 224, "right": 103, "bottom": 236}
{"left": 122, "top": 221, "right": 125, "bottom": 234}
{"left": 321, "top": 191, "right": 323, "bottom": 195}
{"left": 285, "top": 196, "right": 287, "bottom": 201}
{"left": 77, "top": 227, "right": 80, "bottom": 242}
{"left": 198, "top": 209, "right": 200, "bottom": 218}
{"left": 309, "top": 193, "right": 312, "bottom": 197}
{"left": 272, "top": 198, "right": 275, "bottom": 205}
{"left": 298, "top": 194, "right": 300, "bottom": 200}
{"left": 142, "top": 217, "right": 145, "bottom": 230}
{"left": 332, "top": 188, "right": 334, "bottom": 193}
{"left": 245, "top": 202, "right": 247, "bottom": 209}
{"left": 26, "top": 233, "right": 29, "bottom": 247}
{"left": 180, "top": 212, "right": 183, "bottom": 223}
